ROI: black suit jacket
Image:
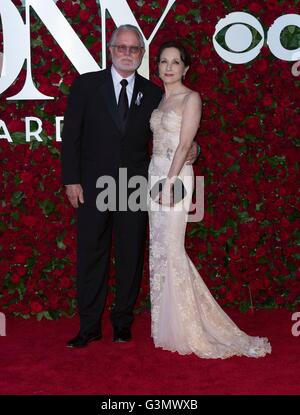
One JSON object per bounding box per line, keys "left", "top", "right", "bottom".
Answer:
{"left": 61, "top": 67, "right": 162, "bottom": 204}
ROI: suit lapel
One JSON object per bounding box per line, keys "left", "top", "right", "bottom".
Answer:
{"left": 97, "top": 68, "right": 122, "bottom": 133}
{"left": 96, "top": 68, "right": 145, "bottom": 136}
{"left": 123, "top": 73, "right": 144, "bottom": 136}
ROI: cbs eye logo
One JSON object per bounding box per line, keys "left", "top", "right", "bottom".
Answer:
{"left": 213, "top": 12, "right": 300, "bottom": 64}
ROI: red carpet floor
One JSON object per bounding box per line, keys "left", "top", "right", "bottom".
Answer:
{"left": 0, "top": 309, "right": 299, "bottom": 395}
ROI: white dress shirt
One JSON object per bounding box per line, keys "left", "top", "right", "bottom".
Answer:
{"left": 111, "top": 65, "right": 135, "bottom": 107}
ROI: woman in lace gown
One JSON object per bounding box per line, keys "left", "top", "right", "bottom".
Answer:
{"left": 147, "top": 41, "right": 271, "bottom": 359}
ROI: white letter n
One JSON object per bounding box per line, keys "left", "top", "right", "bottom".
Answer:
{"left": 4, "top": 0, "right": 100, "bottom": 101}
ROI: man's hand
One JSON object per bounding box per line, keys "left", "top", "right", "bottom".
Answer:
{"left": 65, "top": 184, "right": 84, "bottom": 208}
{"left": 185, "top": 141, "right": 199, "bottom": 165}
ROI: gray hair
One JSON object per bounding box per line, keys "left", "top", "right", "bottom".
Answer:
{"left": 109, "top": 24, "right": 145, "bottom": 49}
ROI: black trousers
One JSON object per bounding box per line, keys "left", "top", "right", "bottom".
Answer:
{"left": 76, "top": 201, "right": 148, "bottom": 335}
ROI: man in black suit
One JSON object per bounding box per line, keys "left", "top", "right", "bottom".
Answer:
{"left": 61, "top": 25, "right": 198, "bottom": 348}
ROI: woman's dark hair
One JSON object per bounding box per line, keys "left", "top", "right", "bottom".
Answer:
{"left": 157, "top": 40, "right": 191, "bottom": 67}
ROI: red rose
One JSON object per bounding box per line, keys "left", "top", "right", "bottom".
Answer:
{"left": 255, "top": 59, "right": 269, "bottom": 73}
{"left": 68, "top": 3, "right": 80, "bottom": 18}
{"left": 67, "top": 289, "right": 77, "bottom": 298}
{"left": 246, "top": 116, "right": 260, "bottom": 132}
{"left": 152, "top": 7, "right": 163, "bottom": 18}
{"left": 49, "top": 72, "right": 61, "bottom": 84}
{"left": 279, "top": 230, "right": 289, "bottom": 241}
{"left": 275, "top": 296, "right": 285, "bottom": 305}
{"left": 201, "top": 22, "right": 215, "bottom": 36}
{"left": 255, "top": 246, "right": 267, "bottom": 259}
{"left": 85, "top": 0, "right": 96, "bottom": 8}
{"left": 11, "top": 274, "right": 21, "bottom": 284}
{"left": 38, "top": 280, "right": 47, "bottom": 290}
{"left": 176, "top": 4, "right": 189, "bottom": 15}
{"left": 272, "top": 111, "right": 283, "bottom": 127}
{"left": 62, "top": 1, "right": 73, "bottom": 14}
{"left": 141, "top": 4, "right": 152, "bottom": 15}
{"left": 178, "top": 24, "right": 190, "bottom": 37}
{"left": 262, "top": 94, "right": 273, "bottom": 107}
{"left": 30, "top": 301, "right": 43, "bottom": 313}
{"left": 219, "top": 287, "right": 227, "bottom": 296}
{"left": 267, "top": 0, "right": 281, "bottom": 11}
{"left": 60, "top": 277, "right": 72, "bottom": 289}
{"left": 80, "top": 25, "right": 89, "bottom": 36}
{"left": 79, "top": 9, "right": 90, "bottom": 22}
{"left": 7, "top": 119, "right": 23, "bottom": 131}
{"left": 280, "top": 218, "right": 290, "bottom": 228}
{"left": 92, "top": 15, "right": 101, "bottom": 26}
{"left": 287, "top": 125, "right": 298, "bottom": 137}
{"left": 43, "top": 34, "right": 53, "bottom": 48}
{"left": 200, "top": 45, "right": 212, "bottom": 59}
{"left": 225, "top": 292, "right": 234, "bottom": 303}
{"left": 248, "top": 2, "right": 262, "bottom": 13}
{"left": 21, "top": 215, "right": 38, "bottom": 228}
{"left": 14, "top": 254, "right": 27, "bottom": 264}
{"left": 19, "top": 171, "right": 33, "bottom": 183}
{"left": 63, "top": 73, "right": 76, "bottom": 86}
{"left": 49, "top": 294, "right": 59, "bottom": 309}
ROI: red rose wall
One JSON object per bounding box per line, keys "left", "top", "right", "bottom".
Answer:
{"left": 0, "top": 0, "right": 299, "bottom": 320}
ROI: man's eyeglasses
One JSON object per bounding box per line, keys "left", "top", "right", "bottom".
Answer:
{"left": 111, "top": 44, "right": 144, "bottom": 55}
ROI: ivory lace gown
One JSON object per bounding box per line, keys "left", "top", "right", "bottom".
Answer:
{"left": 147, "top": 108, "right": 272, "bottom": 359}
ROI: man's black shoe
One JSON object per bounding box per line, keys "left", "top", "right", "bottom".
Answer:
{"left": 66, "top": 331, "right": 102, "bottom": 348}
{"left": 113, "top": 326, "right": 132, "bottom": 342}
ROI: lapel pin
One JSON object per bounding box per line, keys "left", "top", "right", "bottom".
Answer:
{"left": 135, "top": 92, "right": 143, "bottom": 106}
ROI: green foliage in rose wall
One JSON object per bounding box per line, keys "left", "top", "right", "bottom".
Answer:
{"left": 0, "top": 0, "right": 299, "bottom": 320}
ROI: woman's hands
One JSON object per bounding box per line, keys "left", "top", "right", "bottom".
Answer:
{"left": 185, "top": 141, "right": 199, "bottom": 165}
{"left": 157, "top": 178, "right": 174, "bottom": 207}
